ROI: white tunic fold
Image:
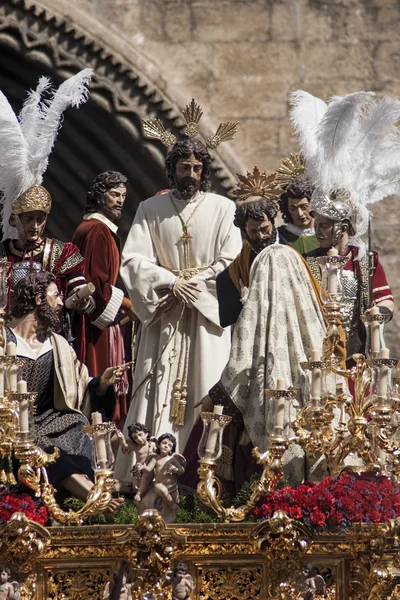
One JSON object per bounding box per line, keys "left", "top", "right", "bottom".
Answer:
{"left": 114, "top": 191, "right": 242, "bottom": 482}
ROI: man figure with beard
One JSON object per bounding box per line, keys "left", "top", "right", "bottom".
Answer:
{"left": 216, "top": 193, "right": 282, "bottom": 327}
{"left": 7, "top": 272, "right": 130, "bottom": 504}
{"left": 114, "top": 137, "right": 241, "bottom": 483}
{"left": 72, "top": 172, "right": 136, "bottom": 424}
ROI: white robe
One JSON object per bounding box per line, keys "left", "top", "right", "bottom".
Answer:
{"left": 114, "top": 191, "right": 242, "bottom": 482}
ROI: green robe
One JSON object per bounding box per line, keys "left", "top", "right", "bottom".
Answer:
{"left": 278, "top": 225, "right": 319, "bottom": 255}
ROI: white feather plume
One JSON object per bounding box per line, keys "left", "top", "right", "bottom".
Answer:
{"left": 0, "top": 69, "right": 93, "bottom": 241}
{"left": 0, "top": 92, "right": 30, "bottom": 240}
{"left": 290, "top": 90, "right": 327, "bottom": 177}
{"left": 316, "top": 92, "right": 375, "bottom": 191}
{"left": 29, "top": 69, "right": 93, "bottom": 183}
{"left": 292, "top": 90, "right": 400, "bottom": 260}
{"left": 19, "top": 76, "right": 52, "bottom": 146}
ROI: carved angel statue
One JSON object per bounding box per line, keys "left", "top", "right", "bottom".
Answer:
{"left": 0, "top": 568, "right": 20, "bottom": 600}
{"left": 134, "top": 433, "right": 186, "bottom": 523}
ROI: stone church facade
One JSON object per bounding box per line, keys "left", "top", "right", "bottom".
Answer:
{"left": 1, "top": 0, "right": 400, "bottom": 351}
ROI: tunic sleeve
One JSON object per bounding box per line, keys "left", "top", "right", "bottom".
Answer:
{"left": 372, "top": 253, "right": 394, "bottom": 305}
{"left": 216, "top": 267, "right": 243, "bottom": 327}
{"left": 120, "top": 203, "right": 177, "bottom": 326}
{"left": 189, "top": 200, "right": 242, "bottom": 328}
{"left": 73, "top": 223, "right": 123, "bottom": 330}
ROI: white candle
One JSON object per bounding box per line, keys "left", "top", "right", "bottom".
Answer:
{"left": 327, "top": 248, "right": 339, "bottom": 296}
{"left": 274, "top": 377, "right": 286, "bottom": 431}
{"left": 7, "top": 365, "right": 18, "bottom": 393}
{"left": 17, "top": 379, "right": 27, "bottom": 393}
{"left": 0, "top": 356, "right": 4, "bottom": 398}
{"left": 376, "top": 446, "right": 386, "bottom": 465}
{"left": 91, "top": 412, "right": 107, "bottom": 468}
{"left": 205, "top": 405, "right": 224, "bottom": 457}
{"left": 310, "top": 348, "right": 322, "bottom": 399}
{"left": 378, "top": 347, "right": 390, "bottom": 401}
{"left": 0, "top": 346, "right": 4, "bottom": 356}
{"left": 6, "top": 342, "right": 16, "bottom": 357}
{"left": 370, "top": 306, "right": 380, "bottom": 354}
{"left": 18, "top": 380, "right": 29, "bottom": 434}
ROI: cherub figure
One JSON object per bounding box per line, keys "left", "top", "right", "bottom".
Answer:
{"left": 0, "top": 568, "right": 19, "bottom": 600}
{"left": 134, "top": 433, "right": 186, "bottom": 522}
{"left": 167, "top": 562, "right": 194, "bottom": 600}
{"left": 298, "top": 564, "right": 327, "bottom": 599}
{"left": 122, "top": 423, "right": 155, "bottom": 493}
{"left": 103, "top": 572, "right": 132, "bottom": 600}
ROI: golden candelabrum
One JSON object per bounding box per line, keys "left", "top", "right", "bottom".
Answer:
{"left": 0, "top": 259, "right": 120, "bottom": 524}
{"left": 0, "top": 340, "right": 120, "bottom": 524}
{"left": 197, "top": 250, "right": 400, "bottom": 520}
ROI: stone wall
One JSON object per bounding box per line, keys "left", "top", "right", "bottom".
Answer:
{"left": 60, "top": 0, "right": 400, "bottom": 352}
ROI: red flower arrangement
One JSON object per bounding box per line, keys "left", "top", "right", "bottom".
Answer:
{"left": 0, "top": 487, "right": 49, "bottom": 526}
{"left": 253, "top": 472, "right": 400, "bottom": 529}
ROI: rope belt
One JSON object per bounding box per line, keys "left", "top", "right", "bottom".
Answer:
{"left": 160, "top": 264, "right": 210, "bottom": 280}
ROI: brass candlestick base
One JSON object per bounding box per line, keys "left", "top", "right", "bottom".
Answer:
{"left": 197, "top": 434, "right": 289, "bottom": 523}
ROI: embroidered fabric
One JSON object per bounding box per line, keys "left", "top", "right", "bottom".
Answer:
{"left": 217, "top": 245, "right": 327, "bottom": 486}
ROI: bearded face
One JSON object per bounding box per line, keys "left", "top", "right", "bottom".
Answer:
{"left": 244, "top": 215, "right": 275, "bottom": 252}
{"left": 174, "top": 155, "right": 203, "bottom": 200}
{"left": 36, "top": 282, "right": 63, "bottom": 332}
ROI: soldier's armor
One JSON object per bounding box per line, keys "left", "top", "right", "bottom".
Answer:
{"left": 307, "top": 252, "right": 370, "bottom": 357}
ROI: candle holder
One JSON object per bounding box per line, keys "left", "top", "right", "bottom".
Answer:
{"left": 84, "top": 422, "right": 117, "bottom": 471}
{"left": 0, "top": 259, "right": 12, "bottom": 350}
{"left": 316, "top": 254, "right": 348, "bottom": 303}
{"left": 197, "top": 389, "right": 294, "bottom": 523}
{"left": 315, "top": 254, "right": 348, "bottom": 361}
{"left": 362, "top": 308, "right": 392, "bottom": 359}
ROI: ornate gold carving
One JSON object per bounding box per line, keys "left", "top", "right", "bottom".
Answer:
{"left": 13, "top": 184, "right": 52, "bottom": 215}
{"left": 255, "top": 511, "right": 311, "bottom": 597}
{"left": 232, "top": 167, "right": 281, "bottom": 203}
{"left": 199, "top": 567, "right": 262, "bottom": 600}
{"left": 0, "top": 512, "right": 50, "bottom": 571}
{"left": 46, "top": 570, "right": 109, "bottom": 599}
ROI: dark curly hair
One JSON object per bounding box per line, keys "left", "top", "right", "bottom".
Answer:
{"left": 165, "top": 139, "right": 211, "bottom": 192}
{"left": 85, "top": 171, "right": 128, "bottom": 214}
{"left": 279, "top": 180, "right": 313, "bottom": 224}
{"left": 0, "top": 567, "right": 10, "bottom": 577}
{"left": 156, "top": 432, "right": 177, "bottom": 454}
{"left": 127, "top": 422, "right": 150, "bottom": 443}
{"left": 10, "top": 272, "right": 56, "bottom": 319}
{"left": 233, "top": 197, "right": 278, "bottom": 231}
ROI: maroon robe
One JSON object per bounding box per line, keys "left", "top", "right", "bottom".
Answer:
{"left": 72, "top": 214, "right": 132, "bottom": 421}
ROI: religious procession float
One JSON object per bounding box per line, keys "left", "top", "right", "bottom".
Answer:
{"left": 1, "top": 76, "right": 400, "bottom": 600}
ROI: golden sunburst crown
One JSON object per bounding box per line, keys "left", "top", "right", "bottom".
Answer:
{"left": 141, "top": 99, "right": 239, "bottom": 149}
{"left": 232, "top": 167, "right": 282, "bottom": 203}
{"left": 274, "top": 153, "right": 307, "bottom": 189}
{"left": 182, "top": 99, "right": 203, "bottom": 138}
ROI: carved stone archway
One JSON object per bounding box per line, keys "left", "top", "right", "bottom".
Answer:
{"left": 0, "top": 0, "right": 242, "bottom": 242}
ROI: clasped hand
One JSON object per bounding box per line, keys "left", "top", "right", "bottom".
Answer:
{"left": 153, "top": 278, "right": 200, "bottom": 314}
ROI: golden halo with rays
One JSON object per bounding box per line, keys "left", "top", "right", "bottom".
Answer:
{"left": 232, "top": 166, "right": 282, "bottom": 204}
{"left": 141, "top": 98, "right": 239, "bottom": 149}
{"left": 274, "top": 153, "right": 307, "bottom": 189}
